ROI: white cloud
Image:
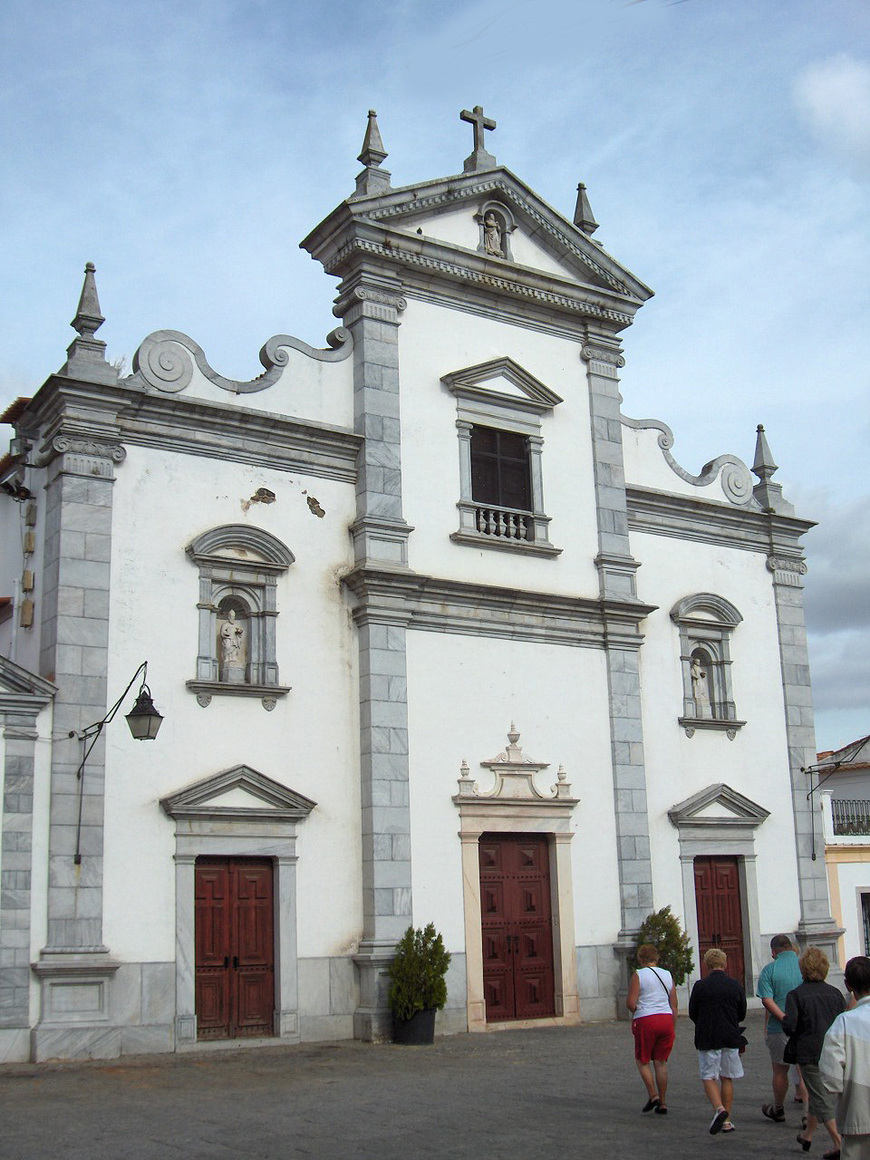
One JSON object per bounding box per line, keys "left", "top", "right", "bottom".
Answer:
{"left": 794, "top": 54, "right": 870, "bottom": 170}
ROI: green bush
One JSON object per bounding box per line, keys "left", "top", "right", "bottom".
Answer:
{"left": 388, "top": 923, "right": 451, "bottom": 1021}
{"left": 629, "top": 906, "right": 694, "bottom": 985}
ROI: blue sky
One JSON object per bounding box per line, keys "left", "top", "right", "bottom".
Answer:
{"left": 1, "top": 0, "right": 868, "bottom": 751}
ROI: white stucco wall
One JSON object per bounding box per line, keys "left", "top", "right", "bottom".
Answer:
{"left": 126, "top": 336, "right": 355, "bottom": 430}
{"left": 101, "top": 444, "right": 361, "bottom": 963}
{"left": 405, "top": 631, "right": 619, "bottom": 951}
{"left": 633, "top": 529, "right": 802, "bottom": 933}
{"left": 829, "top": 858, "right": 870, "bottom": 962}
{"left": 398, "top": 298, "right": 600, "bottom": 598}
{"left": 622, "top": 420, "right": 754, "bottom": 507}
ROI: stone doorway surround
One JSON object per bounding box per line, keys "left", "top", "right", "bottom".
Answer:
{"left": 452, "top": 725, "right": 580, "bottom": 1032}
{"left": 160, "top": 765, "right": 316, "bottom": 1048}
{"left": 668, "top": 783, "right": 769, "bottom": 992}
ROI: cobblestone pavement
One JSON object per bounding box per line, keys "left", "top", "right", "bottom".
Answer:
{"left": 0, "top": 1010, "right": 819, "bottom": 1159}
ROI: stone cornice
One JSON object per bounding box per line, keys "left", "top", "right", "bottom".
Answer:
{"left": 325, "top": 233, "right": 638, "bottom": 331}
{"left": 626, "top": 486, "right": 815, "bottom": 555}
{"left": 343, "top": 567, "right": 657, "bottom": 648}
{"left": 17, "top": 376, "right": 360, "bottom": 484}
{"left": 117, "top": 386, "right": 360, "bottom": 483}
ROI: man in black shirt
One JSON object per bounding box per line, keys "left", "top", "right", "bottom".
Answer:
{"left": 689, "top": 947, "right": 748, "bottom": 1134}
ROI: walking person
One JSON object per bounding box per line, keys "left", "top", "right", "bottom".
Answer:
{"left": 689, "top": 947, "right": 747, "bottom": 1134}
{"left": 626, "top": 943, "right": 677, "bottom": 1114}
{"left": 782, "top": 946, "right": 846, "bottom": 1157}
{"left": 757, "top": 932, "right": 804, "bottom": 1123}
{"left": 820, "top": 956, "right": 870, "bottom": 1160}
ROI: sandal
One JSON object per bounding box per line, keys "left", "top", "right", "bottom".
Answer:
{"left": 822, "top": 1152, "right": 840, "bottom": 1160}
{"left": 710, "top": 1108, "right": 728, "bottom": 1135}
{"left": 722, "top": 1122, "right": 735, "bottom": 1133}
{"left": 654, "top": 1105, "right": 668, "bottom": 1115}
{"left": 642, "top": 1097, "right": 660, "bottom": 1113}
{"left": 797, "top": 1135, "right": 812, "bottom": 1152}
{"left": 762, "top": 1103, "right": 786, "bottom": 1123}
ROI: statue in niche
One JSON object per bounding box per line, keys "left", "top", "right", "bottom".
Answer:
{"left": 691, "top": 655, "right": 712, "bottom": 718}
{"left": 483, "top": 212, "right": 503, "bottom": 256}
{"left": 219, "top": 609, "right": 246, "bottom": 683}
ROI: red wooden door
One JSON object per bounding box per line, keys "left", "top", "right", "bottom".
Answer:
{"left": 479, "top": 834, "right": 555, "bottom": 1021}
{"left": 694, "top": 856, "right": 745, "bottom": 989}
{"left": 195, "top": 857, "right": 275, "bottom": 1040}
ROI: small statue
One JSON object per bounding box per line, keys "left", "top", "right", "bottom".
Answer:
{"left": 483, "top": 212, "right": 502, "bottom": 256}
{"left": 691, "top": 656, "right": 712, "bottom": 718}
{"left": 220, "top": 609, "right": 245, "bottom": 682}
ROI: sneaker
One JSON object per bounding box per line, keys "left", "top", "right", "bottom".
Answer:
{"left": 710, "top": 1108, "right": 728, "bottom": 1135}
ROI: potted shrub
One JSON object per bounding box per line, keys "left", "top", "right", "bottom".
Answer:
{"left": 388, "top": 922, "right": 451, "bottom": 1045}
{"left": 628, "top": 905, "right": 694, "bottom": 984}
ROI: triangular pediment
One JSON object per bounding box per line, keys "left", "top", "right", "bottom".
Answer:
{"left": 160, "top": 764, "right": 317, "bottom": 821}
{"left": 442, "top": 357, "right": 562, "bottom": 412}
{"left": 302, "top": 167, "right": 653, "bottom": 322}
{"left": 0, "top": 654, "right": 56, "bottom": 703}
{"left": 356, "top": 170, "right": 650, "bottom": 300}
{"left": 668, "top": 783, "right": 770, "bottom": 829}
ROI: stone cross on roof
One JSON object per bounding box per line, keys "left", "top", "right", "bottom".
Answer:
{"left": 461, "top": 104, "right": 497, "bottom": 174}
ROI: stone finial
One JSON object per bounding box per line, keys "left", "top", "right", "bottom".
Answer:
{"left": 358, "top": 109, "right": 387, "bottom": 168}
{"left": 573, "top": 183, "right": 599, "bottom": 236}
{"left": 461, "top": 105, "right": 497, "bottom": 174}
{"left": 352, "top": 110, "right": 392, "bottom": 198}
{"left": 751, "top": 424, "right": 794, "bottom": 515}
{"left": 71, "top": 262, "right": 105, "bottom": 340}
{"left": 60, "top": 263, "right": 118, "bottom": 385}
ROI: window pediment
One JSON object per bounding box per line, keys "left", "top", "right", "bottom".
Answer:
{"left": 160, "top": 764, "right": 317, "bottom": 822}
{"left": 443, "top": 357, "right": 563, "bottom": 417}
{"left": 668, "top": 783, "right": 769, "bottom": 829}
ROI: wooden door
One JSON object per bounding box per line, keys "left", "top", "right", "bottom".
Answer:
{"left": 479, "top": 834, "right": 555, "bottom": 1021}
{"left": 195, "top": 857, "right": 275, "bottom": 1040}
{"left": 694, "top": 856, "right": 745, "bottom": 989}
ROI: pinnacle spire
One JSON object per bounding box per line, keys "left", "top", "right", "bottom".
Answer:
{"left": 752, "top": 423, "right": 778, "bottom": 481}
{"left": 71, "top": 261, "right": 105, "bottom": 340}
{"left": 573, "top": 183, "right": 599, "bottom": 236}
{"left": 60, "top": 262, "right": 117, "bottom": 384}
{"left": 357, "top": 109, "right": 387, "bottom": 168}
{"left": 352, "top": 110, "right": 391, "bottom": 198}
{"left": 751, "top": 424, "right": 793, "bottom": 514}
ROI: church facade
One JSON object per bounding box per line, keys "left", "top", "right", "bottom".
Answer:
{"left": 0, "top": 108, "right": 840, "bottom": 1061}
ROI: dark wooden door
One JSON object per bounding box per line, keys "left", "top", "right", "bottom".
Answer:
{"left": 195, "top": 857, "right": 275, "bottom": 1040}
{"left": 694, "top": 855, "right": 745, "bottom": 988}
{"left": 479, "top": 834, "right": 555, "bottom": 1021}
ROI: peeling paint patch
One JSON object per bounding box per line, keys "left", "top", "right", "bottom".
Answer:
{"left": 306, "top": 495, "right": 326, "bottom": 518}
{"left": 241, "top": 487, "right": 277, "bottom": 512}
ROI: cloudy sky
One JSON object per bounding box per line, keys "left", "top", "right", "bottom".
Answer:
{"left": 1, "top": 0, "right": 868, "bottom": 752}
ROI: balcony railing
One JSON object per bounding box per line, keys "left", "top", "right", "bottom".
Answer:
{"left": 473, "top": 504, "right": 532, "bottom": 542}
{"left": 831, "top": 799, "right": 870, "bottom": 836}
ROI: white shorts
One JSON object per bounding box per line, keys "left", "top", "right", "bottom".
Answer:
{"left": 698, "top": 1048, "right": 744, "bottom": 1081}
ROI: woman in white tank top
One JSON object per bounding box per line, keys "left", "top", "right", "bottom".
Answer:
{"left": 627, "top": 943, "right": 678, "bottom": 1113}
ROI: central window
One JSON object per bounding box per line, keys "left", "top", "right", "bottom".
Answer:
{"left": 443, "top": 356, "right": 562, "bottom": 557}
{"left": 470, "top": 425, "right": 532, "bottom": 538}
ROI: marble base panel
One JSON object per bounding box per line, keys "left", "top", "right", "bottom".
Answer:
{"left": 0, "top": 1027, "right": 31, "bottom": 1063}
{"left": 32, "top": 1024, "right": 122, "bottom": 1062}
{"left": 575, "top": 943, "right": 621, "bottom": 1011}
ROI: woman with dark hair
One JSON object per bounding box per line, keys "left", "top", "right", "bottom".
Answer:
{"left": 782, "top": 946, "right": 846, "bottom": 1157}
{"left": 626, "top": 943, "right": 677, "bottom": 1114}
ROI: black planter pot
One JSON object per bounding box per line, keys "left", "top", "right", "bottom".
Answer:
{"left": 392, "top": 1007, "right": 437, "bottom": 1045}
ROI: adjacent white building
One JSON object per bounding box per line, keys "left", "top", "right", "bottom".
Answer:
{"left": 0, "top": 107, "right": 841, "bottom": 1061}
